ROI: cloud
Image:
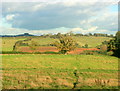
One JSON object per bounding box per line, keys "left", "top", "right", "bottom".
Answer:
{"left": 2, "top": 0, "right": 119, "bottom": 3}
{"left": 1, "top": 1, "right": 118, "bottom": 35}
{"left": 70, "top": 26, "right": 98, "bottom": 34}
{"left": 1, "top": 26, "right": 117, "bottom": 36}
{"left": 6, "top": 14, "right": 15, "bottom": 21}
{"left": 0, "top": 26, "right": 70, "bottom": 35}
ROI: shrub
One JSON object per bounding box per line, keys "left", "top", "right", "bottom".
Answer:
{"left": 81, "top": 50, "right": 109, "bottom": 55}
{"left": 81, "top": 50, "right": 99, "bottom": 55}
{"left": 2, "top": 51, "right": 31, "bottom": 54}
{"left": 84, "top": 44, "right": 88, "bottom": 48}
{"left": 106, "top": 51, "right": 114, "bottom": 56}
{"left": 100, "top": 44, "right": 107, "bottom": 54}
{"left": 1, "top": 51, "right": 61, "bottom": 54}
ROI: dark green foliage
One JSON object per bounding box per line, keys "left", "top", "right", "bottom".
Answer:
{"left": 94, "top": 33, "right": 108, "bottom": 37}
{"left": 1, "top": 51, "right": 61, "bottom": 54}
{"left": 82, "top": 50, "right": 108, "bottom": 55}
{"left": 112, "top": 31, "right": 120, "bottom": 57}
{"left": 107, "top": 39, "right": 116, "bottom": 51}
{"left": 74, "top": 33, "right": 83, "bottom": 36}
{"left": 2, "top": 51, "right": 31, "bottom": 54}
{"left": 43, "top": 51, "right": 61, "bottom": 54}
{"left": 82, "top": 50, "right": 95, "bottom": 55}
{"left": 103, "top": 31, "right": 120, "bottom": 57}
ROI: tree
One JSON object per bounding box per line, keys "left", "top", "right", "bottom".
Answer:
{"left": 54, "top": 35, "right": 77, "bottom": 54}
{"left": 106, "top": 31, "right": 120, "bottom": 57}
{"left": 113, "top": 31, "right": 120, "bottom": 57}
{"left": 56, "top": 33, "right": 62, "bottom": 38}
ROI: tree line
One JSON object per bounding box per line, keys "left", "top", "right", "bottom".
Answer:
{"left": 40, "top": 32, "right": 114, "bottom": 38}
{"left": 98, "top": 31, "right": 120, "bottom": 58}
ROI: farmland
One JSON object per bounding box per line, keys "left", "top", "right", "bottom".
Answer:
{"left": 2, "top": 54, "right": 118, "bottom": 89}
{"left": 1, "top": 36, "right": 112, "bottom": 52}
{"left": 1, "top": 36, "right": 119, "bottom": 89}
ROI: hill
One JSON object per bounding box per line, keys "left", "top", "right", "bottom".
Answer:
{"left": 0, "top": 33, "right": 35, "bottom": 37}
{"left": 1, "top": 36, "right": 112, "bottom": 52}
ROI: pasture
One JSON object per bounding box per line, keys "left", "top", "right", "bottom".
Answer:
{"left": 1, "top": 36, "right": 112, "bottom": 52}
{"left": 1, "top": 36, "right": 119, "bottom": 89}
{"left": 2, "top": 54, "right": 118, "bottom": 89}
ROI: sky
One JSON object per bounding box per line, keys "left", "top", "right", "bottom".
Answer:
{"left": 0, "top": 0, "right": 119, "bottom": 35}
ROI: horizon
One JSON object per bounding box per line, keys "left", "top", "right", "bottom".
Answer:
{"left": 1, "top": 0, "right": 118, "bottom": 35}
{"left": 0, "top": 32, "right": 116, "bottom": 36}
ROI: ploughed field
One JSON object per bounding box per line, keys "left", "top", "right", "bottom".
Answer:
{"left": 2, "top": 54, "right": 118, "bottom": 89}
{"left": 20, "top": 46, "right": 99, "bottom": 54}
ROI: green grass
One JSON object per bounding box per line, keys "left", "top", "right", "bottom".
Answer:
{"left": 1, "top": 36, "right": 117, "bottom": 89}
{"left": 1, "top": 37, "right": 28, "bottom": 51}
{"left": 72, "top": 36, "right": 112, "bottom": 47}
{"left": 1, "top": 36, "right": 112, "bottom": 51}
{"left": 2, "top": 54, "right": 118, "bottom": 89}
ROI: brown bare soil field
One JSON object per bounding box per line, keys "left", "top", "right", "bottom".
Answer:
{"left": 20, "top": 46, "right": 99, "bottom": 54}
{"left": 68, "top": 48, "right": 99, "bottom": 54}
{"left": 20, "top": 46, "right": 58, "bottom": 53}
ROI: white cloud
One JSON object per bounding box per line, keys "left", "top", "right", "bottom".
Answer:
{"left": 70, "top": 26, "right": 98, "bottom": 34}
{"left": 6, "top": 14, "right": 15, "bottom": 21}
{"left": 1, "top": 1, "right": 118, "bottom": 35}
{"left": 63, "top": 1, "right": 78, "bottom": 7}
{"left": 2, "top": 0, "right": 119, "bottom": 2}
{"left": 33, "top": 4, "right": 45, "bottom": 11}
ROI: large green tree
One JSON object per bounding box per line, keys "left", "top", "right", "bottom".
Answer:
{"left": 54, "top": 35, "right": 77, "bottom": 54}
{"left": 113, "top": 31, "right": 120, "bottom": 57}
{"left": 106, "top": 31, "right": 120, "bottom": 57}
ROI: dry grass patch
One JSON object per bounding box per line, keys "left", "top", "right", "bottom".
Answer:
{"left": 54, "top": 77, "right": 73, "bottom": 87}
{"left": 36, "top": 76, "right": 53, "bottom": 84}
{"left": 76, "top": 78, "right": 118, "bottom": 88}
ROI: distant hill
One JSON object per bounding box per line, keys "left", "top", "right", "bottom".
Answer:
{"left": 0, "top": 33, "right": 35, "bottom": 37}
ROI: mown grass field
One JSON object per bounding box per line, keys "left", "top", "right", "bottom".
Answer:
{"left": 1, "top": 36, "right": 112, "bottom": 51}
{"left": 1, "top": 36, "right": 119, "bottom": 89}
{"left": 2, "top": 54, "right": 118, "bottom": 89}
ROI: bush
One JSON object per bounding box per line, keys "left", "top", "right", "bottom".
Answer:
{"left": 100, "top": 44, "right": 107, "bottom": 51}
{"left": 43, "top": 51, "right": 61, "bottom": 54}
{"left": 1, "top": 51, "right": 61, "bottom": 54}
{"left": 81, "top": 50, "right": 98, "bottom": 55}
{"left": 107, "top": 51, "right": 114, "bottom": 56}
{"left": 84, "top": 44, "right": 88, "bottom": 48}
{"left": 81, "top": 50, "right": 108, "bottom": 55}
{"left": 2, "top": 51, "right": 31, "bottom": 54}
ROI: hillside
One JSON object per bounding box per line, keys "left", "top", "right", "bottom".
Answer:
{"left": 1, "top": 36, "right": 112, "bottom": 52}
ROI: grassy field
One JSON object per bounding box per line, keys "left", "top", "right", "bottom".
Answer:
{"left": 1, "top": 36, "right": 118, "bottom": 89}
{"left": 2, "top": 54, "right": 118, "bottom": 89}
{"left": 1, "top": 36, "right": 112, "bottom": 52}
{"left": 72, "top": 36, "right": 112, "bottom": 47}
